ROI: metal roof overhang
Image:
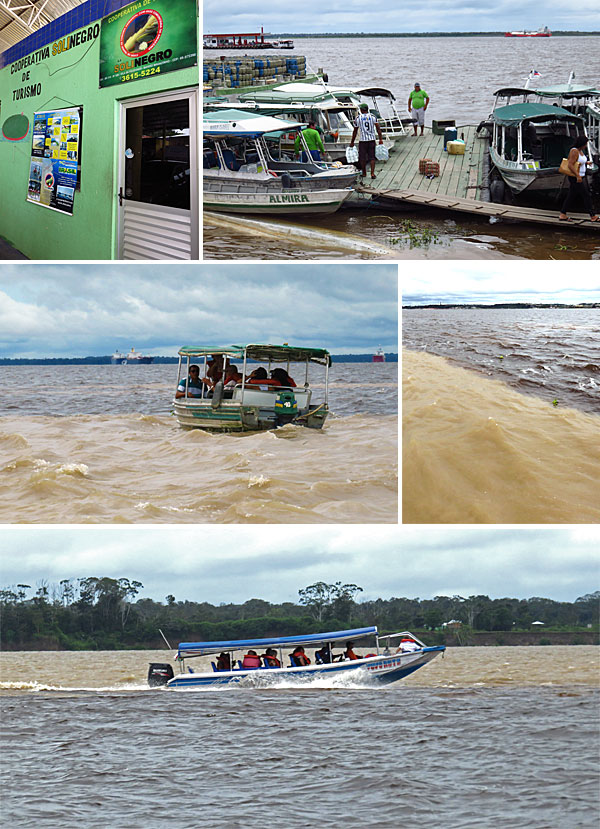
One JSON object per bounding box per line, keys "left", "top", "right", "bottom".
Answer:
{"left": 0, "top": 0, "right": 82, "bottom": 54}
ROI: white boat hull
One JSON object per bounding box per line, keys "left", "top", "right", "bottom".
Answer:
{"left": 166, "top": 647, "right": 445, "bottom": 689}
{"left": 203, "top": 186, "right": 353, "bottom": 215}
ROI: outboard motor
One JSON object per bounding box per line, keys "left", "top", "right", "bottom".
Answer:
{"left": 274, "top": 390, "right": 298, "bottom": 425}
{"left": 148, "top": 663, "right": 174, "bottom": 687}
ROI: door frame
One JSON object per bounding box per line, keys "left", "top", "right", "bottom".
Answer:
{"left": 116, "top": 85, "right": 198, "bottom": 259}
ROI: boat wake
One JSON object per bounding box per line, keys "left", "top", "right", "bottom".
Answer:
{"left": 0, "top": 680, "right": 151, "bottom": 694}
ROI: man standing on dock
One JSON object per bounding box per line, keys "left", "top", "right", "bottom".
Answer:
{"left": 408, "top": 83, "right": 429, "bottom": 136}
{"left": 350, "top": 103, "right": 384, "bottom": 179}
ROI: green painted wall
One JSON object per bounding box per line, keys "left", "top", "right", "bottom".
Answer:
{"left": 0, "top": 14, "right": 197, "bottom": 260}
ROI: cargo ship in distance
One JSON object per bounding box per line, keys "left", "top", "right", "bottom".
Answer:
{"left": 504, "top": 27, "right": 551, "bottom": 37}
{"left": 372, "top": 347, "right": 386, "bottom": 363}
{"left": 204, "top": 27, "right": 294, "bottom": 50}
{"left": 111, "top": 347, "right": 154, "bottom": 365}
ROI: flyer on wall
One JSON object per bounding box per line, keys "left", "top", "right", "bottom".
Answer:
{"left": 26, "top": 107, "right": 81, "bottom": 214}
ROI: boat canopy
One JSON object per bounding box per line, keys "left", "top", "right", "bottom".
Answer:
{"left": 177, "top": 626, "right": 379, "bottom": 658}
{"left": 352, "top": 86, "right": 396, "bottom": 100}
{"left": 203, "top": 109, "right": 299, "bottom": 137}
{"left": 178, "top": 344, "right": 331, "bottom": 364}
{"left": 493, "top": 87, "right": 534, "bottom": 98}
{"left": 535, "top": 84, "right": 600, "bottom": 99}
{"left": 240, "top": 87, "right": 341, "bottom": 105}
{"left": 492, "top": 102, "right": 583, "bottom": 126}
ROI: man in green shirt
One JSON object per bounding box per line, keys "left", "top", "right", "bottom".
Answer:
{"left": 294, "top": 121, "right": 325, "bottom": 161}
{"left": 408, "top": 83, "right": 430, "bottom": 136}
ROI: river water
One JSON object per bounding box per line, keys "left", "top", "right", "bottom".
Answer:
{"left": 1, "top": 647, "right": 598, "bottom": 827}
{"left": 0, "top": 363, "right": 398, "bottom": 523}
{"left": 403, "top": 350, "right": 599, "bottom": 523}
{"left": 204, "top": 36, "right": 600, "bottom": 261}
{"left": 402, "top": 307, "right": 600, "bottom": 415}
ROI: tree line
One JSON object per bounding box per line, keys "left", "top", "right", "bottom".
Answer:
{"left": 1, "top": 578, "right": 597, "bottom": 651}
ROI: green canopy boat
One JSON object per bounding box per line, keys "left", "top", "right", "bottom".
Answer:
{"left": 489, "top": 102, "right": 588, "bottom": 195}
{"left": 173, "top": 344, "right": 330, "bottom": 431}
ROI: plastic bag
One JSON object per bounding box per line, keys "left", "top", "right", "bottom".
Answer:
{"left": 345, "top": 145, "right": 359, "bottom": 163}
{"left": 375, "top": 144, "right": 389, "bottom": 161}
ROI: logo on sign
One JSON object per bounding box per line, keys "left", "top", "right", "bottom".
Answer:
{"left": 120, "top": 10, "right": 163, "bottom": 58}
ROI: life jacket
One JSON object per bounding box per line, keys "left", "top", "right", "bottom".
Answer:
{"left": 242, "top": 654, "right": 262, "bottom": 668}
{"left": 294, "top": 652, "right": 311, "bottom": 666}
{"left": 264, "top": 655, "right": 281, "bottom": 668}
{"left": 345, "top": 649, "right": 360, "bottom": 660}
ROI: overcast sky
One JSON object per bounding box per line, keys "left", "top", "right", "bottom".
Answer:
{"left": 1, "top": 527, "right": 597, "bottom": 605}
{"left": 0, "top": 264, "right": 397, "bottom": 358}
{"left": 204, "top": 0, "right": 600, "bottom": 33}
{"left": 402, "top": 262, "right": 600, "bottom": 304}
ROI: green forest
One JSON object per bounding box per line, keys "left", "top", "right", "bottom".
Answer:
{"left": 1, "top": 579, "right": 598, "bottom": 651}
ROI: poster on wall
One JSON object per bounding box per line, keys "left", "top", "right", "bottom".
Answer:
{"left": 26, "top": 107, "right": 82, "bottom": 215}
{"left": 99, "top": 0, "right": 197, "bottom": 88}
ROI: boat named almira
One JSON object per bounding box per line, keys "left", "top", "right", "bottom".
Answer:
{"left": 148, "top": 627, "right": 446, "bottom": 689}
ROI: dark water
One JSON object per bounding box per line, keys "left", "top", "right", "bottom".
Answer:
{"left": 0, "top": 362, "right": 398, "bottom": 418}
{"left": 1, "top": 687, "right": 598, "bottom": 827}
{"left": 402, "top": 307, "right": 600, "bottom": 414}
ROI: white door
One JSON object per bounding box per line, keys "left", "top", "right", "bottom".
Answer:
{"left": 117, "top": 87, "right": 198, "bottom": 259}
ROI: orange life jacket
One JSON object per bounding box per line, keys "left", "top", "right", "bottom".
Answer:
{"left": 294, "top": 652, "right": 311, "bottom": 666}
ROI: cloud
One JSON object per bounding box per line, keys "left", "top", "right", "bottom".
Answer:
{"left": 0, "top": 264, "right": 398, "bottom": 357}
{"left": 0, "top": 527, "right": 597, "bottom": 604}
{"left": 401, "top": 261, "right": 600, "bottom": 304}
{"left": 204, "top": 0, "right": 600, "bottom": 32}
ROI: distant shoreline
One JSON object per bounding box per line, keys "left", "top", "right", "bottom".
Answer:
{"left": 0, "top": 353, "right": 399, "bottom": 366}
{"left": 402, "top": 303, "right": 599, "bottom": 310}
{"left": 279, "top": 31, "right": 600, "bottom": 38}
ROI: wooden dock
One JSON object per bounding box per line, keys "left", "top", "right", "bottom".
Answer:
{"left": 358, "top": 127, "right": 600, "bottom": 232}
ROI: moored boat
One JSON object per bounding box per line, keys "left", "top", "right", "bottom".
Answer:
{"left": 147, "top": 627, "right": 446, "bottom": 690}
{"left": 173, "top": 343, "right": 330, "bottom": 432}
{"left": 489, "top": 102, "right": 589, "bottom": 196}
{"left": 203, "top": 109, "right": 356, "bottom": 215}
{"left": 238, "top": 83, "right": 398, "bottom": 157}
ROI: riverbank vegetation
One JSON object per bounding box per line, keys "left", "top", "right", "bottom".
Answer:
{"left": 1, "top": 579, "right": 597, "bottom": 650}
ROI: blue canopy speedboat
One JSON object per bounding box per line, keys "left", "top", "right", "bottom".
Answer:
{"left": 147, "top": 627, "right": 445, "bottom": 689}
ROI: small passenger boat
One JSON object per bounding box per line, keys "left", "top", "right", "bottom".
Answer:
{"left": 489, "top": 102, "right": 588, "bottom": 195}
{"left": 203, "top": 109, "right": 356, "bottom": 214}
{"left": 238, "top": 83, "right": 398, "bottom": 156}
{"left": 147, "top": 627, "right": 446, "bottom": 689}
{"left": 173, "top": 343, "right": 330, "bottom": 432}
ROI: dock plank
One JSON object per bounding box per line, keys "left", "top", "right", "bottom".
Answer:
{"left": 362, "top": 125, "right": 599, "bottom": 230}
{"left": 356, "top": 186, "right": 600, "bottom": 230}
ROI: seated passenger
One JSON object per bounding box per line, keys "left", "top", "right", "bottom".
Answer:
{"left": 270, "top": 368, "right": 296, "bottom": 387}
{"left": 343, "top": 641, "right": 361, "bottom": 660}
{"left": 216, "top": 652, "right": 232, "bottom": 671}
{"left": 224, "top": 364, "right": 243, "bottom": 390}
{"left": 175, "top": 364, "right": 204, "bottom": 398}
{"left": 262, "top": 647, "right": 281, "bottom": 668}
{"left": 241, "top": 649, "right": 262, "bottom": 669}
{"left": 291, "top": 646, "right": 311, "bottom": 666}
{"left": 246, "top": 367, "right": 280, "bottom": 387}
{"left": 315, "top": 644, "right": 334, "bottom": 664}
